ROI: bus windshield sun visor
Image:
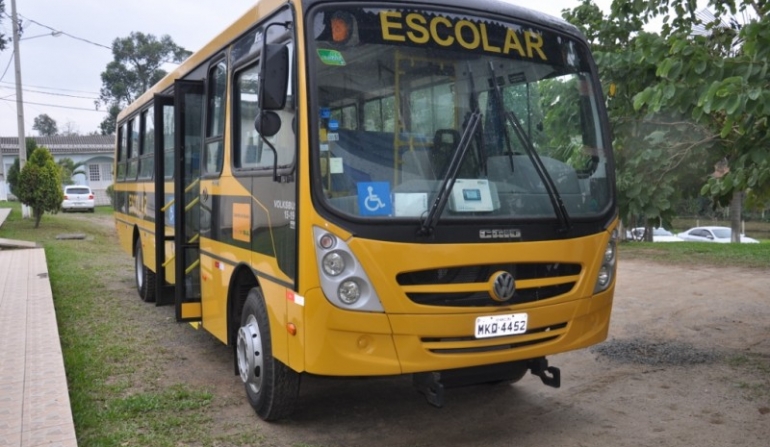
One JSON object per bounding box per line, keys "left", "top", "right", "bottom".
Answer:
{"left": 487, "top": 62, "right": 572, "bottom": 233}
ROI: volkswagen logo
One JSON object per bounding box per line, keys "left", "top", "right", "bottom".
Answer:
{"left": 490, "top": 271, "right": 516, "bottom": 302}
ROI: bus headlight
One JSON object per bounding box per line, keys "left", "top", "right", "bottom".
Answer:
{"left": 313, "top": 226, "right": 384, "bottom": 312}
{"left": 338, "top": 280, "right": 361, "bottom": 304}
{"left": 323, "top": 252, "right": 345, "bottom": 276}
{"left": 594, "top": 229, "right": 618, "bottom": 294}
{"left": 597, "top": 265, "right": 610, "bottom": 287}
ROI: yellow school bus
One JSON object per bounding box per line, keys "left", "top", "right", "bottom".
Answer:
{"left": 114, "top": 0, "right": 618, "bottom": 420}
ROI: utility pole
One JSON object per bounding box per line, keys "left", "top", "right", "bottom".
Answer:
{"left": 11, "top": 0, "right": 30, "bottom": 218}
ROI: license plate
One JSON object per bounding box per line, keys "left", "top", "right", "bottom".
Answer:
{"left": 475, "top": 313, "right": 528, "bottom": 339}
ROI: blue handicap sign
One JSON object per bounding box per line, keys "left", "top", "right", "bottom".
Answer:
{"left": 320, "top": 107, "right": 331, "bottom": 119}
{"left": 357, "top": 182, "right": 392, "bottom": 216}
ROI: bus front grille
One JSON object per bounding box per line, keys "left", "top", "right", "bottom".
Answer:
{"left": 397, "top": 262, "right": 580, "bottom": 307}
{"left": 422, "top": 322, "right": 568, "bottom": 354}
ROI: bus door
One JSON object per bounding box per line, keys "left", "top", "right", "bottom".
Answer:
{"left": 153, "top": 94, "right": 176, "bottom": 306}
{"left": 173, "top": 80, "right": 205, "bottom": 321}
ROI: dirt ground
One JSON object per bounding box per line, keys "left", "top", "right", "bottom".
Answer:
{"left": 83, "top": 213, "right": 770, "bottom": 447}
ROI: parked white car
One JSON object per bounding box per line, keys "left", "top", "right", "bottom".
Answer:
{"left": 61, "top": 185, "right": 95, "bottom": 213}
{"left": 677, "top": 226, "right": 759, "bottom": 243}
{"left": 628, "top": 227, "right": 683, "bottom": 242}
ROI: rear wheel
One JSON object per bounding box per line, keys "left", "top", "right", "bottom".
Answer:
{"left": 237, "top": 288, "right": 300, "bottom": 421}
{"left": 134, "top": 238, "right": 156, "bottom": 302}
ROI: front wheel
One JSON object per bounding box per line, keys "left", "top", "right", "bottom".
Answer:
{"left": 237, "top": 288, "right": 300, "bottom": 421}
{"left": 134, "top": 238, "right": 156, "bottom": 302}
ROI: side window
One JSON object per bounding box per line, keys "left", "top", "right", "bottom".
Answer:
{"left": 117, "top": 124, "right": 128, "bottom": 181}
{"left": 234, "top": 63, "right": 266, "bottom": 169}
{"left": 363, "top": 97, "right": 396, "bottom": 132}
{"left": 162, "top": 105, "right": 175, "bottom": 179}
{"left": 139, "top": 107, "right": 155, "bottom": 180}
{"left": 126, "top": 119, "right": 139, "bottom": 180}
{"left": 331, "top": 105, "right": 358, "bottom": 130}
{"left": 204, "top": 59, "right": 227, "bottom": 175}
{"left": 233, "top": 46, "right": 296, "bottom": 173}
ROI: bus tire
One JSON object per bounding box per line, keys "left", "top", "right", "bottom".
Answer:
{"left": 134, "top": 238, "right": 156, "bottom": 302}
{"left": 237, "top": 288, "right": 300, "bottom": 421}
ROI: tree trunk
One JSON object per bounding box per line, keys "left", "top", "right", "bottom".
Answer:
{"left": 33, "top": 208, "right": 42, "bottom": 228}
{"left": 729, "top": 190, "right": 742, "bottom": 243}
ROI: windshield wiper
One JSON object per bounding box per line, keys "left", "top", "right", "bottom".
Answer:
{"left": 418, "top": 109, "right": 481, "bottom": 237}
{"left": 487, "top": 62, "right": 572, "bottom": 233}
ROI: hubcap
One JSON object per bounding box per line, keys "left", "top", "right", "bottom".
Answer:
{"left": 237, "top": 315, "right": 263, "bottom": 394}
{"left": 135, "top": 246, "right": 144, "bottom": 288}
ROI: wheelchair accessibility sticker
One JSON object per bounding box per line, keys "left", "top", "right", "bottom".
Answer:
{"left": 357, "top": 182, "right": 392, "bottom": 216}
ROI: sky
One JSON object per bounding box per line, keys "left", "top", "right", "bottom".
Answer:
{"left": 0, "top": 0, "right": 611, "bottom": 137}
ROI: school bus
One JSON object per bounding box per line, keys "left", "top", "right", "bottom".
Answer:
{"left": 114, "top": 0, "right": 618, "bottom": 421}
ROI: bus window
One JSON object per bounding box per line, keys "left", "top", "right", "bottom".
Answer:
{"left": 162, "top": 105, "right": 175, "bottom": 179}
{"left": 233, "top": 50, "right": 296, "bottom": 173}
{"left": 126, "top": 119, "right": 139, "bottom": 181}
{"left": 409, "top": 83, "right": 455, "bottom": 137}
{"left": 138, "top": 107, "right": 155, "bottom": 180}
{"left": 330, "top": 104, "right": 357, "bottom": 130}
{"left": 117, "top": 124, "right": 127, "bottom": 181}
{"left": 233, "top": 63, "right": 267, "bottom": 169}
{"left": 363, "top": 97, "right": 396, "bottom": 132}
{"left": 204, "top": 59, "right": 227, "bottom": 175}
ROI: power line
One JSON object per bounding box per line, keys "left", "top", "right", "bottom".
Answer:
{"left": 0, "top": 80, "right": 99, "bottom": 95}
{"left": 0, "top": 10, "right": 113, "bottom": 51}
{"left": 17, "top": 13, "right": 112, "bottom": 50}
{"left": 0, "top": 97, "right": 104, "bottom": 112}
{"left": 0, "top": 52, "right": 13, "bottom": 83}
{"left": 0, "top": 84, "right": 99, "bottom": 100}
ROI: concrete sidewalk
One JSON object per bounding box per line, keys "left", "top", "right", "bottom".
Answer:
{"left": 0, "top": 247, "right": 78, "bottom": 447}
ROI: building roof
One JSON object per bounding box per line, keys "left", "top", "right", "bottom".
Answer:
{"left": 0, "top": 135, "right": 114, "bottom": 155}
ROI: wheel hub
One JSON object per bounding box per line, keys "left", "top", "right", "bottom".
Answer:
{"left": 237, "top": 317, "right": 263, "bottom": 393}
{"left": 135, "top": 247, "right": 144, "bottom": 288}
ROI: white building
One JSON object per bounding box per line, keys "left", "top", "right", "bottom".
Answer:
{"left": 0, "top": 135, "right": 114, "bottom": 205}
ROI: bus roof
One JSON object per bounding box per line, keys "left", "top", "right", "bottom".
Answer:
{"left": 117, "top": 0, "right": 585, "bottom": 122}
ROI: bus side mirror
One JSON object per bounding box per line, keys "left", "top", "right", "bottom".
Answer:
{"left": 255, "top": 111, "right": 281, "bottom": 137}
{"left": 261, "top": 44, "right": 289, "bottom": 110}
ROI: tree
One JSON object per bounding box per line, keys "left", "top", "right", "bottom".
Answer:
{"left": 563, "top": 0, "right": 770, "bottom": 242}
{"left": 17, "top": 147, "right": 63, "bottom": 228}
{"left": 0, "top": 0, "right": 8, "bottom": 51}
{"left": 6, "top": 138, "right": 38, "bottom": 198}
{"left": 32, "top": 114, "right": 58, "bottom": 136}
{"left": 614, "top": 0, "right": 770, "bottom": 242}
{"left": 562, "top": 1, "right": 711, "bottom": 238}
{"left": 98, "top": 32, "right": 191, "bottom": 134}
{"left": 61, "top": 121, "right": 80, "bottom": 136}
{"left": 57, "top": 158, "right": 87, "bottom": 186}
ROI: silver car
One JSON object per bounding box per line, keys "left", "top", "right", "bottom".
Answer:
{"left": 677, "top": 226, "right": 759, "bottom": 243}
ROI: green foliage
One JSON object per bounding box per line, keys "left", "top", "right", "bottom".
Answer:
{"left": 6, "top": 138, "right": 39, "bottom": 198}
{"left": 33, "top": 113, "right": 58, "bottom": 136}
{"left": 17, "top": 147, "right": 63, "bottom": 228}
{"left": 0, "top": 0, "right": 7, "bottom": 51}
{"left": 57, "top": 157, "right": 87, "bottom": 186}
{"left": 99, "top": 32, "right": 191, "bottom": 135}
{"left": 105, "top": 183, "right": 115, "bottom": 205}
{"left": 563, "top": 0, "right": 770, "bottom": 236}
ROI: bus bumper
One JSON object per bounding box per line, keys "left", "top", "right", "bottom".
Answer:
{"left": 300, "top": 287, "right": 613, "bottom": 376}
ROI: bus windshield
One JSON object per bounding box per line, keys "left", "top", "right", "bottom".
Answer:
{"left": 309, "top": 6, "right": 612, "bottom": 224}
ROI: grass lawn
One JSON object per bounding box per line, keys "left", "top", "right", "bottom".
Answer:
{"left": 0, "top": 202, "right": 238, "bottom": 447}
